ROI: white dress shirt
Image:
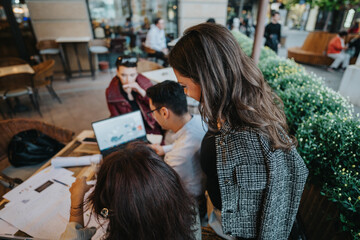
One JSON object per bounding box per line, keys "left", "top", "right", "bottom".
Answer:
{"left": 145, "top": 24, "right": 166, "bottom": 52}
{"left": 163, "top": 115, "right": 207, "bottom": 198}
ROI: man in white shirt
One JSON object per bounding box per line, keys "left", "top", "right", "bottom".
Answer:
{"left": 145, "top": 18, "right": 169, "bottom": 66}
{"left": 146, "top": 80, "right": 206, "bottom": 198}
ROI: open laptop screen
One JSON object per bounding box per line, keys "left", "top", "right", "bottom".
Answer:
{"left": 92, "top": 111, "right": 146, "bottom": 151}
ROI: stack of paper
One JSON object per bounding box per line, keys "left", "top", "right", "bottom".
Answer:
{"left": 0, "top": 167, "right": 75, "bottom": 239}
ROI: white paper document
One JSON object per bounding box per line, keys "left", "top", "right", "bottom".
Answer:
{"left": 0, "top": 167, "right": 76, "bottom": 239}
{"left": 51, "top": 154, "right": 102, "bottom": 168}
{"left": 0, "top": 218, "right": 18, "bottom": 235}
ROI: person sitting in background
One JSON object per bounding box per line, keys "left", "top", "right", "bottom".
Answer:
{"left": 145, "top": 18, "right": 169, "bottom": 66}
{"left": 105, "top": 55, "right": 162, "bottom": 135}
{"left": 123, "top": 17, "right": 136, "bottom": 48}
{"left": 327, "top": 31, "right": 351, "bottom": 72}
{"left": 60, "top": 143, "right": 197, "bottom": 240}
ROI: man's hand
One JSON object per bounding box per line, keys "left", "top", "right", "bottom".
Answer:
{"left": 150, "top": 144, "right": 165, "bottom": 156}
{"left": 162, "top": 48, "right": 169, "bottom": 55}
{"left": 123, "top": 82, "right": 146, "bottom": 97}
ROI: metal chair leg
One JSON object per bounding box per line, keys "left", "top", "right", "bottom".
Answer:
{"left": 29, "top": 90, "right": 42, "bottom": 117}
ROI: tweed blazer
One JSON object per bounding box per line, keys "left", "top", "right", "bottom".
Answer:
{"left": 215, "top": 122, "right": 308, "bottom": 239}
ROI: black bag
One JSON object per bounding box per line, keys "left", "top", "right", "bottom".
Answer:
{"left": 8, "top": 129, "right": 65, "bottom": 167}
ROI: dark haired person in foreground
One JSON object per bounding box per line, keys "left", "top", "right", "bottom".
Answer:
{"left": 105, "top": 55, "right": 162, "bottom": 135}
{"left": 60, "top": 143, "right": 197, "bottom": 240}
{"left": 169, "top": 23, "right": 308, "bottom": 239}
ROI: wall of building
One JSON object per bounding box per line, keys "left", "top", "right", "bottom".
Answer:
{"left": 178, "top": 0, "right": 228, "bottom": 36}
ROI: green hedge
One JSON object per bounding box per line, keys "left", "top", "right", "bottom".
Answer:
{"left": 232, "top": 32, "right": 360, "bottom": 239}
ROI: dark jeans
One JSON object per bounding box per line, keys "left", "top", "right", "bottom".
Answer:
{"left": 149, "top": 50, "right": 168, "bottom": 67}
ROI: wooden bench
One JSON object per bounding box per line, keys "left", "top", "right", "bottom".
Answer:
{"left": 288, "top": 31, "right": 358, "bottom": 66}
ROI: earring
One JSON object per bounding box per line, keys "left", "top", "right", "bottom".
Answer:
{"left": 100, "top": 208, "right": 109, "bottom": 218}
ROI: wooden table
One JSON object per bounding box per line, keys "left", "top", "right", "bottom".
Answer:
{"left": 0, "top": 64, "right": 34, "bottom": 78}
{"left": 0, "top": 130, "right": 99, "bottom": 238}
{"left": 56, "top": 37, "right": 93, "bottom": 80}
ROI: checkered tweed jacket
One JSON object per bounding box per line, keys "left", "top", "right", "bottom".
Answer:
{"left": 215, "top": 122, "right": 308, "bottom": 239}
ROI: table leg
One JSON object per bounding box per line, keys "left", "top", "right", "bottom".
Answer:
{"left": 60, "top": 43, "right": 72, "bottom": 80}
{"left": 73, "top": 43, "right": 83, "bottom": 76}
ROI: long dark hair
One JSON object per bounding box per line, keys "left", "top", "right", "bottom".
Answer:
{"left": 86, "top": 143, "right": 196, "bottom": 239}
{"left": 169, "top": 23, "right": 294, "bottom": 150}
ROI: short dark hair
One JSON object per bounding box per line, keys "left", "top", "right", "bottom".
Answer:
{"left": 154, "top": 18, "right": 162, "bottom": 25}
{"left": 271, "top": 11, "right": 280, "bottom": 17}
{"left": 115, "top": 55, "right": 138, "bottom": 68}
{"left": 146, "top": 80, "right": 188, "bottom": 116}
{"left": 339, "top": 31, "right": 348, "bottom": 37}
{"left": 86, "top": 142, "right": 196, "bottom": 240}
{"left": 206, "top": 18, "right": 216, "bottom": 23}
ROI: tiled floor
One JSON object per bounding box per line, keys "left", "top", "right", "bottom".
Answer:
{"left": 0, "top": 70, "right": 113, "bottom": 135}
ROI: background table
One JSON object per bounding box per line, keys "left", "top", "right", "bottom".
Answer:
{"left": 0, "top": 64, "right": 34, "bottom": 78}
{"left": 142, "top": 67, "right": 177, "bottom": 83}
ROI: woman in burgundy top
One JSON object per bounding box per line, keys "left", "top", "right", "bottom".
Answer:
{"left": 106, "top": 56, "right": 162, "bottom": 135}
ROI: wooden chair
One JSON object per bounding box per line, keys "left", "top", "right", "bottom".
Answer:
{"left": 0, "top": 73, "right": 41, "bottom": 117}
{"left": 36, "top": 40, "right": 67, "bottom": 73}
{"left": 142, "top": 43, "right": 159, "bottom": 62}
{"left": 0, "top": 57, "right": 27, "bottom": 67}
{"left": 0, "top": 119, "right": 74, "bottom": 182}
{"left": 33, "top": 59, "right": 61, "bottom": 103}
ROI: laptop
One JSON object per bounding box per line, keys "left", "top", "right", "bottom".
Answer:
{"left": 92, "top": 110, "right": 148, "bottom": 157}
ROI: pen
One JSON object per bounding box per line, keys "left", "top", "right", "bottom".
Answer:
{"left": 52, "top": 179, "right": 69, "bottom": 187}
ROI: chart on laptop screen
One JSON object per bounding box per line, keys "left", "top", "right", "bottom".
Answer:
{"left": 93, "top": 111, "right": 146, "bottom": 151}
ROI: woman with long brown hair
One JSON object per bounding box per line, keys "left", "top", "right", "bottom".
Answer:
{"left": 60, "top": 143, "right": 197, "bottom": 240}
{"left": 169, "top": 23, "right": 308, "bottom": 240}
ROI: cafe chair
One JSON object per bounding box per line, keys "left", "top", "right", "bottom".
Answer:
{"left": 0, "top": 57, "right": 27, "bottom": 67}
{"left": 110, "top": 37, "right": 127, "bottom": 53}
{"left": 137, "top": 59, "right": 163, "bottom": 73}
{"left": 0, "top": 73, "right": 42, "bottom": 117}
{"left": 36, "top": 40, "right": 67, "bottom": 73}
{"left": 33, "top": 59, "right": 61, "bottom": 103}
{"left": 88, "top": 39, "right": 112, "bottom": 77}
{"left": 141, "top": 43, "right": 160, "bottom": 63}
{"left": 0, "top": 118, "right": 74, "bottom": 184}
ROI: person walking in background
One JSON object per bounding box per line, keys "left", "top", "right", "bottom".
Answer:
{"left": 105, "top": 55, "right": 162, "bottom": 135}
{"left": 264, "top": 11, "right": 281, "bottom": 54}
{"left": 327, "top": 31, "right": 351, "bottom": 72}
{"left": 145, "top": 18, "right": 169, "bottom": 66}
{"left": 60, "top": 143, "right": 197, "bottom": 240}
{"left": 169, "top": 23, "right": 308, "bottom": 240}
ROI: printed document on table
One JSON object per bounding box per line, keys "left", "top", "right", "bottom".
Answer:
{"left": 0, "top": 167, "right": 76, "bottom": 239}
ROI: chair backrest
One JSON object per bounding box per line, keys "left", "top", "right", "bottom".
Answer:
{"left": 110, "top": 37, "right": 127, "bottom": 53}
{"left": 0, "top": 118, "right": 74, "bottom": 161}
{"left": 0, "top": 58, "right": 27, "bottom": 67}
{"left": 36, "top": 40, "right": 59, "bottom": 50}
{"left": 0, "top": 73, "right": 33, "bottom": 91}
{"left": 137, "top": 60, "right": 163, "bottom": 73}
{"left": 33, "top": 59, "right": 55, "bottom": 86}
{"left": 89, "top": 39, "right": 108, "bottom": 47}
{"left": 142, "top": 43, "right": 156, "bottom": 54}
